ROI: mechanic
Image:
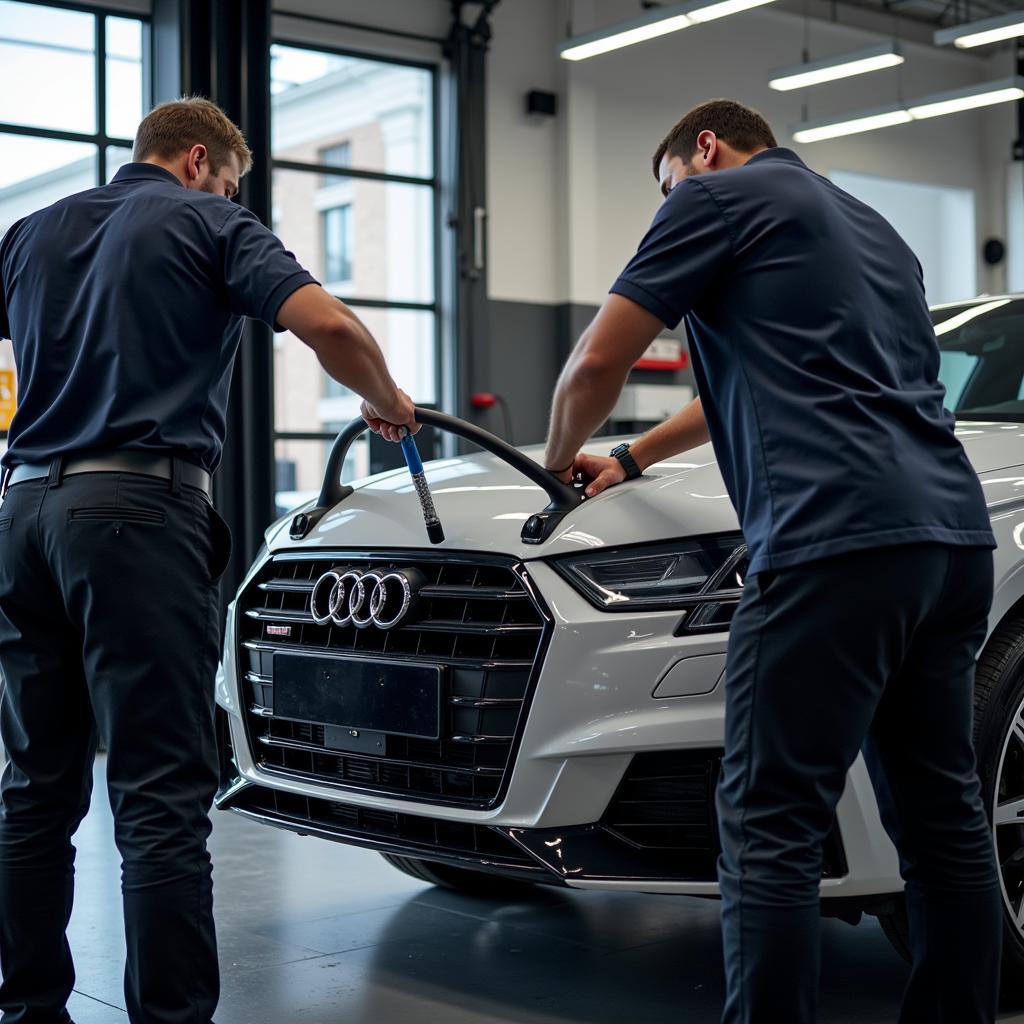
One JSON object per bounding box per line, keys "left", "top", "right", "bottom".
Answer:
{"left": 0, "top": 98, "right": 413, "bottom": 1024}
{"left": 543, "top": 99, "right": 1001, "bottom": 1024}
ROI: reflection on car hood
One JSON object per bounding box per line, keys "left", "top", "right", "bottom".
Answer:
{"left": 265, "top": 422, "right": 1024, "bottom": 559}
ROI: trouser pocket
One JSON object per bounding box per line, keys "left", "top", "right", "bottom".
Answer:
{"left": 204, "top": 501, "right": 233, "bottom": 583}
{"left": 68, "top": 506, "right": 166, "bottom": 525}
{"left": 0, "top": 516, "right": 12, "bottom": 533}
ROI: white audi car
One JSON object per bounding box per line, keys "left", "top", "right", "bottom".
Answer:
{"left": 216, "top": 295, "right": 1024, "bottom": 992}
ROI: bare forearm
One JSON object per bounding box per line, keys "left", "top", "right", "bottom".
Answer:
{"left": 631, "top": 398, "right": 709, "bottom": 470}
{"left": 545, "top": 355, "right": 630, "bottom": 471}
{"left": 542, "top": 294, "right": 665, "bottom": 473}
{"left": 313, "top": 318, "right": 400, "bottom": 412}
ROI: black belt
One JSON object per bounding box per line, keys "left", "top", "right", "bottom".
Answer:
{"left": 4, "top": 453, "right": 213, "bottom": 499}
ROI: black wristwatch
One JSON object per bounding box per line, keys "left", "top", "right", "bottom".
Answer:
{"left": 610, "top": 442, "right": 642, "bottom": 480}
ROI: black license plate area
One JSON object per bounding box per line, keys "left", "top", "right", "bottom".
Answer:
{"left": 273, "top": 654, "right": 442, "bottom": 740}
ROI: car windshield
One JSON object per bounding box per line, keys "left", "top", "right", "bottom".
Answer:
{"left": 934, "top": 298, "right": 1024, "bottom": 421}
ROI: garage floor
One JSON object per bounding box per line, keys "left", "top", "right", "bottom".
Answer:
{"left": 60, "top": 758, "right": 1021, "bottom": 1024}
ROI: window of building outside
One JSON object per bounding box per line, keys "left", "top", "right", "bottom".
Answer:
{"left": 270, "top": 42, "right": 438, "bottom": 516}
{"left": 323, "top": 203, "right": 353, "bottom": 284}
{"left": 0, "top": 0, "right": 149, "bottom": 462}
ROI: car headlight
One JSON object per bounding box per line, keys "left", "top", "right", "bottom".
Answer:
{"left": 553, "top": 534, "right": 748, "bottom": 632}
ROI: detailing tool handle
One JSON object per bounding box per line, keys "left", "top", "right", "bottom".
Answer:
{"left": 399, "top": 427, "right": 445, "bottom": 545}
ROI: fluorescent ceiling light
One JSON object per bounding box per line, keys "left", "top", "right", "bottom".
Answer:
{"left": 908, "top": 78, "right": 1024, "bottom": 119}
{"left": 933, "top": 299, "right": 1012, "bottom": 337}
{"left": 935, "top": 11, "right": 1024, "bottom": 49}
{"left": 686, "top": 0, "right": 777, "bottom": 24}
{"left": 793, "top": 105, "right": 911, "bottom": 143}
{"left": 558, "top": 0, "right": 776, "bottom": 61}
{"left": 794, "top": 76, "right": 1024, "bottom": 143}
{"left": 769, "top": 42, "right": 903, "bottom": 92}
{"left": 558, "top": 6, "right": 692, "bottom": 61}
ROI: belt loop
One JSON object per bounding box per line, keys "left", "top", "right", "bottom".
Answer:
{"left": 0, "top": 467, "right": 9, "bottom": 500}
{"left": 46, "top": 455, "right": 64, "bottom": 489}
{"left": 169, "top": 457, "right": 182, "bottom": 495}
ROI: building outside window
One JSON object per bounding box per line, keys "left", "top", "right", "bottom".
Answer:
{"left": 0, "top": 0, "right": 149, "bottom": 461}
{"left": 320, "top": 140, "right": 351, "bottom": 170}
{"left": 269, "top": 42, "right": 439, "bottom": 514}
{"left": 323, "top": 203, "right": 354, "bottom": 285}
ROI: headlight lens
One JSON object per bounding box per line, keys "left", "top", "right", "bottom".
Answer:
{"left": 554, "top": 535, "right": 747, "bottom": 630}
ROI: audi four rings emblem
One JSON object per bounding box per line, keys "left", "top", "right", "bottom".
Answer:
{"left": 311, "top": 568, "right": 423, "bottom": 630}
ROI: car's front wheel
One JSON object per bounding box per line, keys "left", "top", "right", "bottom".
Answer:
{"left": 878, "top": 615, "right": 1024, "bottom": 1000}
{"left": 380, "top": 853, "right": 541, "bottom": 898}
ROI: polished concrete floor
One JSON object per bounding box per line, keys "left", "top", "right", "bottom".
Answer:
{"left": 57, "top": 757, "right": 1023, "bottom": 1024}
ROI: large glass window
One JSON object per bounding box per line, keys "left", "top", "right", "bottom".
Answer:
{"left": 270, "top": 42, "right": 439, "bottom": 513}
{"left": 0, "top": 0, "right": 150, "bottom": 444}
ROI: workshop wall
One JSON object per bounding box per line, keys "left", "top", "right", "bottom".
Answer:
{"left": 482, "top": 0, "right": 1017, "bottom": 442}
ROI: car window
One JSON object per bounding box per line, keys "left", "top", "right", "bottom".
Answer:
{"left": 938, "top": 350, "right": 979, "bottom": 408}
{"left": 933, "top": 300, "right": 1024, "bottom": 420}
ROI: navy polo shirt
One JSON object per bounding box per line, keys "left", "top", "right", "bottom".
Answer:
{"left": 0, "top": 163, "right": 316, "bottom": 473}
{"left": 611, "top": 148, "right": 994, "bottom": 575}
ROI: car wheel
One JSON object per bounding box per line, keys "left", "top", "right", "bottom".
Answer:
{"left": 877, "top": 616, "right": 1024, "bottom": 999}
{"left": 976, "top": 616, "right": 1024, "bottom": 999}
{"left": 380, "top": 853, "right": 540, "bottom": 898}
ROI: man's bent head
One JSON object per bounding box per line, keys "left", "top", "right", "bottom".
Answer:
{"left": 133, "top": 97, "right": 253, "bottom": 199}
{"left": 653, "top": 99, "right": 777, "bottom": 198}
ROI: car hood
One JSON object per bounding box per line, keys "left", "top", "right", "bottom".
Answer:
{"left": 265, "top": 421, "right": 1024, "bottom": 560}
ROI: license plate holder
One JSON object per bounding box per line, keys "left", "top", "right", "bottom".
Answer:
{"left": 273, "top": 653, "right": 443, "bottom": 741}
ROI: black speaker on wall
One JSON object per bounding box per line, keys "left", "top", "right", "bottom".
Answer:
{"left": 983, "top": 238, "right": 1006, "bottom": 266}
{"left": 526, "top": 90, "right": 557, "bottom": 117}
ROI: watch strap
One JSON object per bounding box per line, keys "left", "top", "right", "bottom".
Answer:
{"left": 611, "top": 444, "right": 642, "bottom": 480}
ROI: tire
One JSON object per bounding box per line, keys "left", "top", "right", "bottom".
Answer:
{"left": 877, "top": 616, "right": 1024, "bottom": 1001}
{"left": 974, "top": 615, "right": 1024, "bottom": 1001}
{"left": 380, "top": 853, "right": 540, "bottom": 898}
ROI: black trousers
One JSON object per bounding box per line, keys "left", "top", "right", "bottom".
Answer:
{"left": 0, "top": 469, "right": 231, "bottom": 1024}
{"left": 717, "top": 543, "right": 1002, "bottom": 1024}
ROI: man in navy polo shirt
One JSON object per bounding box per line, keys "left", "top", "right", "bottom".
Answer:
{"left": 544, "top": 99, "right": 1000, "bottom": 1023}
{"left": 0, "top": 98, "right": 414, "bottom": 1024}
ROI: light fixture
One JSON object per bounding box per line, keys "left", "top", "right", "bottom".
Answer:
{"left": 935, "top": 11, "right": 1024, "bottom": 49}
{"left": 769, "top": 42, "right": 903, "bottom": 92}
{"left": 686, "top": 0, "right": 777, "bottom": 23}
{"left": 558, "top": 0, "right": 777, "bottom": 62}
{"left": 793, "top": 76, "right": 1024, "bottom": 143}
{"left": 908, "top": 78, "right": 1024, "bottom": 120}
{"left": 793, "top": 104, "right": 911, "bottom": 144}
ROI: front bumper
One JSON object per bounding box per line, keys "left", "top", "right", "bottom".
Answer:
{"left": 216, "top": 555, "right": 902, "bottom": 898}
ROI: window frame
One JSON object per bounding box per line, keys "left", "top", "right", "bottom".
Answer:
{"left": 0, "top": 0, "right": 151, "bottom": 446}
{"left": 269, "top": 37, "right": 443, "bottom": 470}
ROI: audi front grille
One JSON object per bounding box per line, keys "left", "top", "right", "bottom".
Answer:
{"left": 236, "top": 552, "right": 550, "bottom": 809}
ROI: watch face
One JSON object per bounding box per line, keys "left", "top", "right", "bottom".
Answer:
{"left": 611, "top": 444, "right": 628, "bottom": 457}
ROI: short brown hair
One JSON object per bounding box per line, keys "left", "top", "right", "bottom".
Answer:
{"left": 652, "top": 99, "right": 776, "bottom": 179}
{"left": 133, "top": 97, "right": 253, "bottom": 175}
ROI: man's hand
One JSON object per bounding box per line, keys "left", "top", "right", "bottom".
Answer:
{"left": 574, "top": 453, "right": 627, "bottom": 497}
{"left": 361, "top": 390, "right": 419, "bottom": 442}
